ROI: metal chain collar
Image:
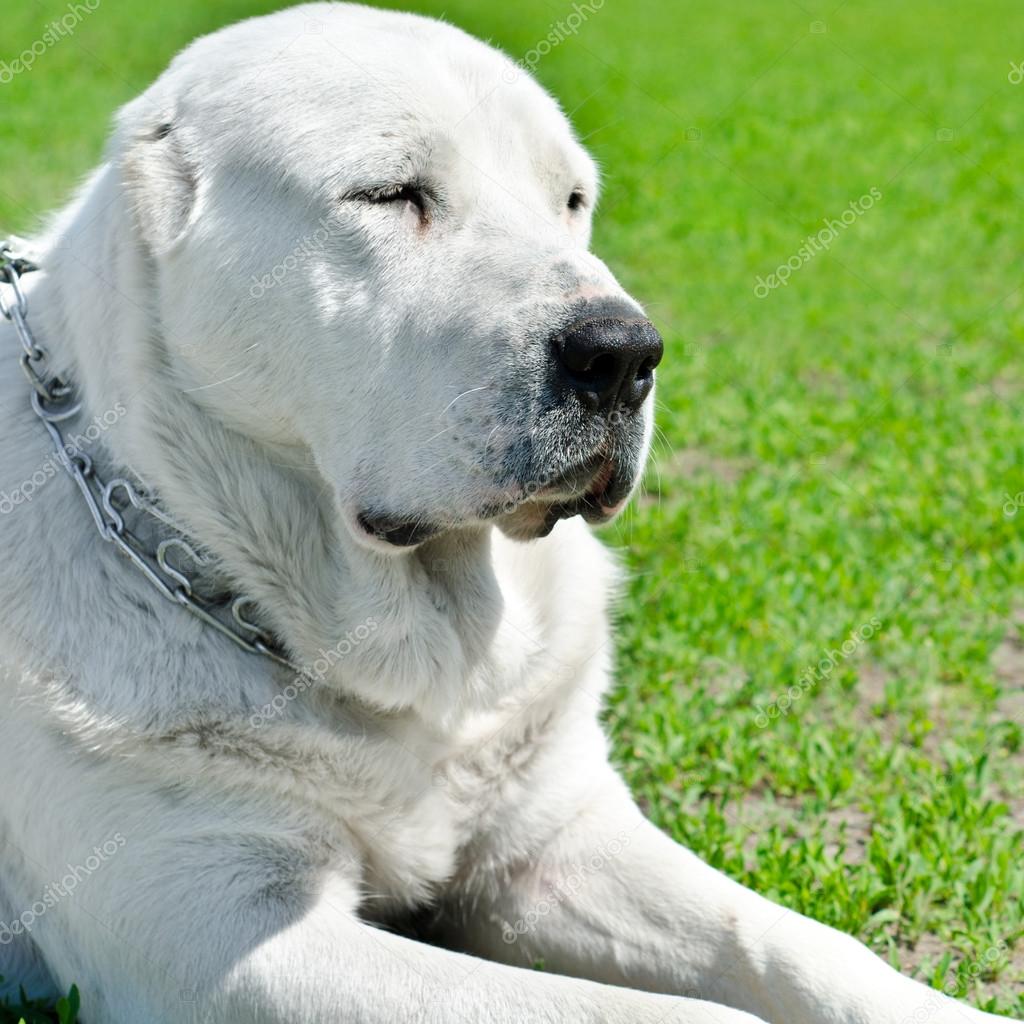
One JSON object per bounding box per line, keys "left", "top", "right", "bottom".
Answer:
{"left": 0, "top": 240, "right": 298, "bottom": 672}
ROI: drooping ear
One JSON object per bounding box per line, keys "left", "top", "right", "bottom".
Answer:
{"left": 116, "top": 102, "right": 199, "bottom": 256}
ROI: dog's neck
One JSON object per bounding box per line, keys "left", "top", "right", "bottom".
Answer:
{"left": 23, "top": 162, "right": 529, "bottom": 729}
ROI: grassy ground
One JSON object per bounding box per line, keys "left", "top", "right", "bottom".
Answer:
{"left": 2, "top": 0, "right": 1023, "bottom": 1018}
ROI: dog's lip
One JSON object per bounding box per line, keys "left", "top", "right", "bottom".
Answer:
{"left": 355, "top": 511, "right": 442, "bottom": 548}
{"left": 507, "top": 456, "right": 633, "bottom": 538}
{"left": 352, "top": 458, "right": 631, "bottom": 549}
{"left": 547, "top": 463, "right": 628, "bottom": 524}
{"left": 587, "top": 459, "right": 617, "bottom": 506}
{"left": 563, "top": 454, "right": 629, "bottom": 514}
{"left": 534, "top": 451, "right": 608, "bottom": 500}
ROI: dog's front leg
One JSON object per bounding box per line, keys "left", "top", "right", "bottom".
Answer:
{"left": 35, "top": 826, "right": 766, "bottom": 1024}
{"left": 453, "top": 771, "right": 1019, "bottom": 1024}
{"left": 200, "top": 897, "right": 770, "bottom": 1024}
{"left": 1, "top": 713, "right": 764, "bottom": 1024}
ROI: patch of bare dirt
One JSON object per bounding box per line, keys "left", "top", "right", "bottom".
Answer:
{"left": 857, "top": 662, "right": 890, "bottom": 707}
{"left": 966, "top": 372, "right": 1022, "bottom": 404}
{"left": 849, "top": 662, "right": 958, "bottom": 759}
{"left": 724, "top": 795, "right": 873, "bottom": 867}
{"left": 657, "top": 447, "right": 755, "bottom": 485}
{"left": 992, "top": 614, "right": 1024, "bottom": 693}
{"left": 992, "top": 614, "right": 1024, "bottom": 809}
{"left": 799, "top": 368, "right": 849, "bottom": 398}
{"left": 851, "top": 662, "right": 907, "bottom": 746}
{"left": 820, "top": 805, "right": 873, "bottom": 865}
{"left": 991, "top": 612, "right": 1024, "bottom": 833}
{"left": 694, "top": 656, "right": 749, "bottom": 697}
{"left": 899, "top": 932, "right": 951, "bottom": 974}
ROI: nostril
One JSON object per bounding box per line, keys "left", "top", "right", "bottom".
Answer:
{"left": 587, "top": 353, "right": 620, "bottom": 384}
{"left": 634, "top": 352, "right": 659, "bottom": 385}
{"left": 628, "top": 362, "right": 657, "bottom": 407}
{"left": 553, "top": 335, "right": 616, "bottom": 381}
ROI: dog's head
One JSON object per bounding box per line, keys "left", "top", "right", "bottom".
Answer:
{"left": 117, "top": 3, "right": 661, "bottom": 553}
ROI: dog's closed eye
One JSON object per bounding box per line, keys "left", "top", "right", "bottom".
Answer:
{"left": 348, "top": 183, "right": 431, "bottom": 219}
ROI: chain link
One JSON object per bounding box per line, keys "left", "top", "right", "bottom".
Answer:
{"left": 0, "top": 241, "right": 298, "bottom": 672}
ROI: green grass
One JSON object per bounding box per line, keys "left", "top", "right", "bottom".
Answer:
{"left": 3, "top": 0, "right": 1023, "bottom": 1018}
{"left": 0, "top": 980, "right": 78, "bottom": 1024}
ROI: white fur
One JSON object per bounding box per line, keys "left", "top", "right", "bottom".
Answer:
{"left": 0, "top": 5, "right": 1016, "bottom": 1023}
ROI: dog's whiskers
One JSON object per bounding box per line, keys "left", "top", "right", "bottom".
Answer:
{"left": 181, "top": 366, "right": 253, "bottom": 393}
{"left": 439, "top": 385, "right": 490, "bottom": 418}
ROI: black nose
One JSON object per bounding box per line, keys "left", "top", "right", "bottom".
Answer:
{"left": 552, "top": 313, "right": 663, "bottom": 414}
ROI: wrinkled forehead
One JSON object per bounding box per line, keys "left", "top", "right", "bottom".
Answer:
{"left": 154, "top": 14, "right": 596, "bottom": 198}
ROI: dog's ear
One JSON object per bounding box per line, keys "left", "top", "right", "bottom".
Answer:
{"left": 117, "top": 106, "right": 199, "bottom": 256}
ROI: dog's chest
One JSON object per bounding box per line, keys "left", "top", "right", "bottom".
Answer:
{"left": 322, "top": 664, "right": 582, "bottom": 912}
{"left": 315, "top": 532, "right": 616, "bottom": 907}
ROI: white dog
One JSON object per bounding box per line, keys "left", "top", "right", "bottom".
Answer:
{"left": 0, "top": 5, "right": 1017, "bottom": 1022}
